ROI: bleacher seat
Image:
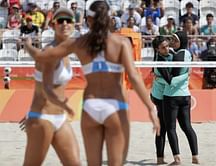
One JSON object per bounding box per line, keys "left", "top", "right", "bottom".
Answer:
{"left": 2, "top": 30, "right": 20, "bottom": 49}
{"left": 199, "top": 0, "right": 216, "bottom": 27}
{"left": 0, "top": 49, "right": 18, "bottom": 61}
{"left": 180, "top": 0, "right": 199, "bottom": 16}
{"left": 163, "top": 0, "right": 180, "bottom": 26}
{"left": 41, "top": 29, "right": 55, "bottom": 48}
{"left": 141, "top": 47, "right": 154, "bottom": 61}
{"left": 18, "top": 49, "right": 33, "bottom": 61}
{"left": 0, "top": 6, "right": 8, "bottom": 28}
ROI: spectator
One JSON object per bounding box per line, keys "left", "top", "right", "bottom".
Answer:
{"left": 0, "top": 0, "right": 9, "bottom": 28}
{"left": 200, "top": 38, "right": 216, "bottom": 89}
{"left": 121, "top": 4, "right": 141, "bottom": 27}
{"left": 140, "top": 16, "right": 159, "bottom": 47}
{"left": 159, "top": 15, "right": 177, "bottom": 35}
{"left": 201, "top": 13, "right": 216, "bottom": 35}
{"left": 70, "top": 1, "right": 84, "bottom": 31}
{"left": 183, "top": 17, "right": 199, "bottom": 35}
{"left": 140, "top": 16, "right": 159, "bottom": 35}
{"left": 180, "top": 2, "right": 199, "bottom": 27}
{"left": 7, "top": 4, "right": 22, "bottom": 29}
{"left": 143, "top": 0, "right": 164, "bottom": 25}
{"left": 127, "top": 16, "right": 140, "bottom": 32}
{"left": 20, "top": 16, "right": 40, "bottom": 48}
{"left": 8, "top": 0, "right": 20, "bottom": 14}
{"left": 110, "top": 16, "right": 120, "bottom": 33}
{"left": 110, "top": 10, "right": 122, "bottom": 30}
{"left": 25, "top": 3, "right": 45, "bottom": 29}
{"left": 44, "top": 1, "right": 60, "bottom": 30}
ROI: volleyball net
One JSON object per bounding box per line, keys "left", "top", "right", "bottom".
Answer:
{"left": 1, "top": 61, "right": 216, "bottom": 68}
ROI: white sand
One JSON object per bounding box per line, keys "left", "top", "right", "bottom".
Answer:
{"left": 0, "top": 121, "right": 216, "bottom": 166}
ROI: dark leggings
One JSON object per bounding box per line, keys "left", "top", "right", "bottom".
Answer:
{"left": 163, "top": 95, "right": 198, "bottom": 156}
{"left": 151, "top": 95, "right": 167, "bottom": 157}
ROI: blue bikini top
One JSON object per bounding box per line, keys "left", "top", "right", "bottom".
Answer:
{"left": 34, "top": 59, "right": 73, "bottom": 85}
{"left": 82, "top": 51, "right": 124, "bottom": 75}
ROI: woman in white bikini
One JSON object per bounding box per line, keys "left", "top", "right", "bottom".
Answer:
{"left": 23, "top": 8, "right": 80, "bottom": 166}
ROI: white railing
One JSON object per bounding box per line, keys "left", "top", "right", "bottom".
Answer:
{"left": 1, "top": 61, "right": 216, "bottom": 68}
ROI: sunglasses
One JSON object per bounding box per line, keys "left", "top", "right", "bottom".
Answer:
{"left": 55, "top": 16, "right": 74, "bottom": 24}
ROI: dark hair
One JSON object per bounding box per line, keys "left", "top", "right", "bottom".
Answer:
{"left": 183, "top": 16, "right": 193, "bottom": 24}
{"left": 152, "top": 36, "right": 166, "bottom": 61}
{"left": 127, "top": 16, "right": 136, "bottom": 23}
{"left": 206, "top": 13, "right": 214, "bottom": 18}
{"left": 186, "top": 2, "right": 193, "bottom": 8}
{"left": 86, "top": 1, "right": 110, "bottom": 55}
{"left": 152, "top": 35, "right": 166, "bottom": 50}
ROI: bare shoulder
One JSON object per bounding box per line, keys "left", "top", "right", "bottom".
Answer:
{"left": 109, "top": 33, "right": 131, "bottom": 47}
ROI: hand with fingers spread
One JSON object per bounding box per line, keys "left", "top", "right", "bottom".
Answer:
{"left": 61, "top": 98, "right": 75, "bottom": 117}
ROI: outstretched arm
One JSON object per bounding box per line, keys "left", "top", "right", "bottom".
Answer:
{"left": 121, "top": 38, "right": 160, "bottom": 135}
{"left": 24, "top": 37, "right": 76, "bottom": 62}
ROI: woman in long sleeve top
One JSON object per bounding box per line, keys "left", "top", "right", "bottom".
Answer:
{"left": 151, "top": 35, "right": 189, "bottom": 164}
{"left": 161, "top": 31, "right": 199, "bottom": 165}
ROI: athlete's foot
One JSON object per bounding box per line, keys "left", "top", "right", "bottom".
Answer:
{"left": 157, "top": 157, "right": 168, "bottom": 165}
{"left": 169, "top": 155, "right": 181, "bottom": 165}
{"left": 192, "top": 156, "right": 200, "bottom": 164}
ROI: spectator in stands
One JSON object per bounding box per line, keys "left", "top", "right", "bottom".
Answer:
{"left": 0, "top": 0, "right": 9, "bottom": 28}
{"left": 26, "top": 3, "right": 45, "bottom": 29}
{"left": 70, "top": 1, "right": 83, "bottom": 31}
{"left": 201, "top": 13, "right": 216, "bottom": 35}
{"left": 140, "top": 16, "right": 159, "bottom": 35}
{"left": 159, "top": 15, "right": 177, "bottom": 35}
{"left": 8, "top": 0, "right": 20, "bottom": 14}
{"left": 110, "top": 10, "right": 122, "bottom": 30}
{"left": 180, "top": 2, "right": 199, "bottom": 28}
{"left": 200, "top": 37, "right": 216, "bottom": 89}
{"left": 20, "top": 16, "right": 40, "bottom": 48}
{"left": 121, "top": 4, "right": 141, "bottom": 27}
{"left": 140, "top": 16, "right": 159, "bottom": 47}
{"left": 43, "top": 1, "right": 60, "bottom": 30}
{"left": 7, "top": 4, "right": 22, "bottom": 29}
{"left": 110, "top": 16, "right": 120, "bottom": 33}
{"left": 182, "top": 17, "right": 199, "bottom": 60}
{"left": 143, "top": 0, "right": 164, "bottom": 26}
{"left": 127, "top": 16, "right": 140, "bottom": 32}
{"left": 182, "top": 17, "right": 199, "bottom": 35}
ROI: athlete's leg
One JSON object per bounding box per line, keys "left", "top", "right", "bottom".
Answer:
{"left": 104, "top": 110, "right": 129, "bottom": 166}
{"left": 156, "top": 103, "right": 167, "bottom": 164}
{"left": 81, "top": 111, "right": 105, "bottom": 166}
{"left": 163, "top": 96, "right": 181, "bottom": 165}
{"left": 52, "top": 122, "right": 81, "bottom": 166}
{"left": 177, "top": 96, "right": 199, "bottom": 164}
{"left": 23, "top": 119, "right": 54, "bottom": 166}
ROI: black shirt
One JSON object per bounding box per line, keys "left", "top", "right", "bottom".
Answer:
{"left": 20, "top": 24, "right": 39, "bottom": 35}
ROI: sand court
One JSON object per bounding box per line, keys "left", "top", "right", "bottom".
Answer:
{"left": 0, "top": 121, "right": 216, "bottom": 166}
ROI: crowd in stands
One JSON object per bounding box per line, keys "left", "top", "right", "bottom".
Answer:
{"left": 0, "top": 0, "right": 216, "bottom": 61}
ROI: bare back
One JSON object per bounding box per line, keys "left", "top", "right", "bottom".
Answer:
{"left": 73, "top": 33, "right": 127, "bottom": 101}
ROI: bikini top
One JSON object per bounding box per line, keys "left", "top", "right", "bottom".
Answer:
{"left": 34, "top": 59, "right": 73, "bottom": 85}
{"left": 82, "top": 51, "right": 124, "bottom": 75}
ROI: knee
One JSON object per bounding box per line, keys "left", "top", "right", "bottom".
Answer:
{"left": 62, "top": 158, "right": 81, "bottom": 166}
{"left": 23, "top": 160, "right": 43, "bottom": 166}
{"left": 166, "top": 127, "right": 177, "bottom": 136}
